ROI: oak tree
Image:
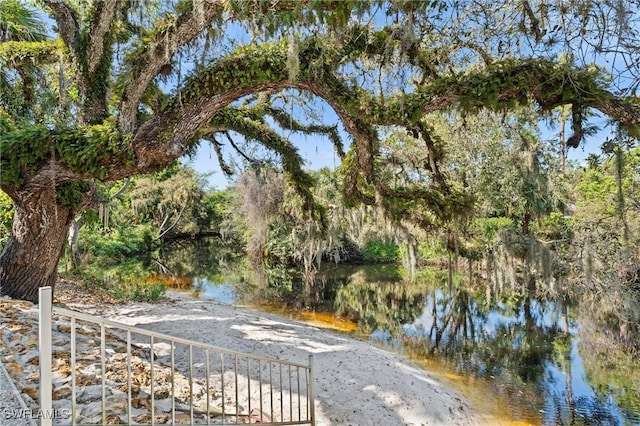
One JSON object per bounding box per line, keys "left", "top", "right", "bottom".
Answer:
{"left": 1, "top": 0, "right": 639, "bottom": 301}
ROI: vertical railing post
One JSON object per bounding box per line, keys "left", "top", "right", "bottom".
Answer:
{"left": 308, "top": 355, "right": 315, "bottom": 426}
{"left": 39, "top": 286, "right": 53, "bottom": 426}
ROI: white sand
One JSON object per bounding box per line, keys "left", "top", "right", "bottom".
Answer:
{"left": 70, "top": 290, "right": 482, "bottom": 426}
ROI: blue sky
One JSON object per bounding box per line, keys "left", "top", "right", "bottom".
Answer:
{"left": 184, "top": 128, "right": 341, "bottom": 190}
{"left": 183, "top": 110, "right": 609, "bottom": 190}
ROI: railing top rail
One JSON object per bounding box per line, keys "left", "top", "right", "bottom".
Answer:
{"left": 53, "top": 306, "right": 312, "bottom": 370}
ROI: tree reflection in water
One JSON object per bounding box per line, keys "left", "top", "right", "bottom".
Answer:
{"left": 154, "top": 243, "right": 640, "bottom": 425}
{"left": 327, "top": 265, "right": 639, "bottom": 426}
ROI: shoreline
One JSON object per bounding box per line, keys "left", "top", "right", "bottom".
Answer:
{"left": 71, "top": 288, "right": 484, "bottom": 425}
{"left": 1, "top": 282, "right": 489, "bottom": 425}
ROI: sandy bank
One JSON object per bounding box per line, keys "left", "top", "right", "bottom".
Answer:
{"left": 1, "top": 282, "right": 487, "bottom": 425}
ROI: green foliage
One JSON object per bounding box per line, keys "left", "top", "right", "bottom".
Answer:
{"left": 569, "top": 144, "right": 640, "bottom": 300}
{"left": 0, "top": 119, "right": 134, "bottom": 186}
{"left": 362, "top": 239, "right": 400, "bottom": 262}
{"left": 264, "top": 224, "right": 294, "bottom": 264}
{"left": 413, "top": 267, "right": 452, "bottom": 284}
{"left": 0, "top": 190, "right": 13, "bottom": 247}
{"left": 201, "top": 189, "right": 241, "bottom": 243}
{"left": 107, "top": 279, "right": 166, "bottom": 302}
{"left": 81, "top": 225, "right": 153, "bottom": 259}
{"left": 334, "top": 266, "right": 427, "bottom": 334}
{"left": 417, "top": 239, "right": 448, "bottom": 262}
{"left": 532, "top": 212, "right": 573, "bottom": 241}
{"left": 0, "top": 39, "right": 64, "bottom": 65}
{"left": 470, "top": 217, "right": 516, "bottom": 244}
{"left": 65, "top": 163, "right": 237, "bottom": 301}
{"left": 56, "top": 180, "right": 92, "bottom": 209}
{"left": 233, "top": 166, "right": 423, "bottom": 270}
{"left": 575, "top": 167, "right": 618, "bottom": 216}
{"left": 163, "top": 42, "right": 290, "bottom": 113}
{"left": 429, "top": 59, "right": 608, "bottom": 117}
{"left": 128, "top": 164, "right": 207, "bottom": 237}
{"left": 0, "top": 0, "right": 48, "bottom": 42}
{"left": 578, "top": 330, "right": 640, "bottom": 417}
{"left": 64, "top": 254, "right": 166, "bottom": 303}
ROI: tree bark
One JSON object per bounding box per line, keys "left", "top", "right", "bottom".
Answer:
{"left": 0, "top": 185, "right": 79, "bottom": 302}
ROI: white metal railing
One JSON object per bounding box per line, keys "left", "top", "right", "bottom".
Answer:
{"left": 38, "top": 286, "right": 315, "bottom": 426}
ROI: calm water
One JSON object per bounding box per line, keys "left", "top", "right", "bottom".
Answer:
{"left": 172, "top": 260, "right": 640, "bottom": 426}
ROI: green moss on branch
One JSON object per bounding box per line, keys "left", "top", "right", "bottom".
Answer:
{"left": 0, "top": 39, "right": 65, "bottom": 66}
{"left": 162, "top": 42, "right": 290, "bottom": 113}
{"left": 0, "top": 120, "right": 134, "bottom": 187}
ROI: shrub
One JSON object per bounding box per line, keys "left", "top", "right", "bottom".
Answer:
{"left": 417, "top": 239, "right": 448, "bottom": 262}
{"left": 108, "top": 280, "right": 166, "bottom": 302}
{"left": 362, "top": 239, "right": 400, "bottom": 262}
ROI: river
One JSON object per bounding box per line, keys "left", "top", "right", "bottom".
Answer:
{"left": 137, "top": 246, "right": 640, "bottom": 425}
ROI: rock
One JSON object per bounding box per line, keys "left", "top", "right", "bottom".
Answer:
{"left": 133, "top": 413, "right": 151, "bottom": 424}
{"left": 78, "top": 363, "right": 101, "bottom": 377}
{"left": 80, "top": 400, "right": 103, "bottom": 419}
{"left": 26, "top": 371, "right": 39, "bottom": 383}
{"left": 155, "top": 398, "right": 173, "bottom": 413}
{"left": 116, "top": 382, "right": 140, "bottom": 394}
{"left": 23, "top": 336, "right": 38, "bottom": 346}
{"left": 57, "top": 325, "right": 71, "bottom": 334}
{"left": 77, "top": 325, "right": 97, "bottom": 336}
{"left": 52, "top": 360, "right": 72, "bottom": 380}
{"left": 110, "top": 387, "right": 127, "bottom": 397}
{"left": 5, "top": 361, "right": 23, "bottom": 375}
{"left": 52, "top": 386, "right": 72, "bottom": 400}
{"left": 76, "top": 374, "right": 100, "bottom": 386}
{"left": 84, "top": 414, "right": 103, "bottom": 425}
{"left": 77, "top": 385, "right": 107, "bottom": 403}
{"left": 132, "top": 396, "right": 151, "bottom": 409}
{"left": 105, "top": 414, "right": 122, "bottom": 424}
{"left": 52, "top": 398, "right": 70, "bottom": 411}
{"left": 174, "top": 413, "right": 193, "bottom": 424}
{"left": 21, "top": 350, "right": 40, "bottom": 366}
{"left": 105, "top": 394, "right": 127, "bottom": 414}
{"left": 21, "top": 386, "right": 38, "bottom": 401}
{"left": 0, "top": 297, "right": 261, "bottom": 425}
{"left": 154, "top": 388, "right": 170, "bottom": 400}
{"left": 20, "top": 392, "right": 35, "bottom": 407}
{"left": 154, "top": 414, "right": 170, "bottom": 424}
{"left": 4, "top": 320, "right": 28, "bottom": 332}
{"left": 52, "top": 375, "right": 72, "bottom": 386}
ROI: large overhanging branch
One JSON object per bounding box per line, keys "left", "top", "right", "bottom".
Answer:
{"left": 5, "top": 28, "right": 640, "bottom": 193}
{"left": 117, "top": 0, "right": 227, "bottom": 133}
{"left": 89, "top": 36, "right": 640, "bottom": 174}
{"left": 116, "top": 0, "right": 346, "bottom": 133}
{"left": 209, "top": 106, "right": 323, "bottom": 221}
{"left": 254, "top": 103, "right": 345, "bottom": 159}
{"left": 312, "top": 26, "right": 640, "bottom": 136}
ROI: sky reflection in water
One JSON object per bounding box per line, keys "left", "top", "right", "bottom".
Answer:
{"left": 189, "top": 263, "right": 639, "bottom": 426}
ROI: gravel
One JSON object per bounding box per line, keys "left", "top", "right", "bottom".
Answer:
{"left": 0, "top": 359, "right": 37, "bottom": 426}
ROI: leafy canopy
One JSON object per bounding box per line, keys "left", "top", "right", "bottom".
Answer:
{"left": 1, "top": 0, "right": 639, "bottom": 223}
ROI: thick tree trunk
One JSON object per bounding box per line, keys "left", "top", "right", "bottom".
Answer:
{"left": 0, "top": 186, "right": 78, "bottom": 302}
